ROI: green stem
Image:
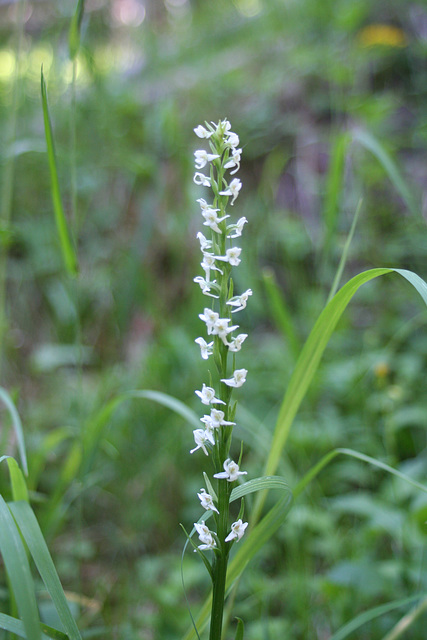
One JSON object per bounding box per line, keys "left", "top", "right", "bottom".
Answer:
{"left": 209, "top": 480, "right": 230, "bottom": 640}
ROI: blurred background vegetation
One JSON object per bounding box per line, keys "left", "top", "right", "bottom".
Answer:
{"left": 1, "top": 0, "right": 427, "bottom": 638}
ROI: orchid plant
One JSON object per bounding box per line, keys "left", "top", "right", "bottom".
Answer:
{"left": 188, "top": 119, "right": 251, "bottom": 639}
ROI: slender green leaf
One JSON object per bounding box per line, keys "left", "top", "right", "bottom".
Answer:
{"left": 0, "top": 612, "right": 69, "bottom": 640}
{"left": 69, "top": 0, "right": 85, "bottom": 60}
{"left": 254, "top": 267, "right": 427, "bottom": 521}
{"left": 10, "top": 501, "right": 82, "bottom": 640}
{"left": 293, "top": 447, "right": 427, "bottom": 501}
{"left": 323, "top": 131, "right": 351, "bottom": 244}
{"left": 234, "top": 617, "right": 244, "bottom": 640}
{"left": 353, "top": 129, "right": 419, "bottom": 217}
{"left": 40, "top": 67, "right": 78, "bottom": 276}
{"left": 262, "top": 267, "right": 300, "bottom": 359}
{"left": 327, "top": 198, "right": 363, "bottom": 303}
{"left": 0, "top": 495, "right": 41, "bottom": 640}
{"left": 382, "top": 595, "right": 427, "bottom": 640}
{"left": 0, "top": 386, "right": 28, "bottom": 474}
{"left": 329, "top": 594, "right": 424, "bottom": 640}
{"left": 6, "top": 457, "right": 29, "bottom": 502}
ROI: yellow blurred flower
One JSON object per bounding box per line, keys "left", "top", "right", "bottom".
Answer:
{"left": 358, "top": 24, "right": 407, "bottom": 48}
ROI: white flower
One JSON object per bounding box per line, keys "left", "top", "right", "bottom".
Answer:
{"left": 221, "top": 368, "right": 248, "bottom": 388}
{"left": 197, "top": 198, "right": 214, "bottom": 211}
{"left": 213, "top": 458, "right": 247, "bottom": 482}
{"left": 193, "top": 276, "right": 219, "bottom": 298}
{"left": 194, "top": 521, "right": 217, "bottom": 550}
{"left": 194, "top": 124, "right": 213, "bottom": 139}
{"left": 196, "top": 232, "right": 212, "bottom": 251}
{"left": 227, "top": 217, "right": 248, "bottom": 239}
{"left": 211, "top": 317, "right": 239, "bottom": 344}
{"left": 201, "top": 252, "right": 223, "bottom": 281}
{"left": 199, "top": 307, "right": 219, "bottom": 334}
{"left": 227, "top": 289, "right": 253, "bottom": 313}
{"left": 194, "top": 172, "right": 211, "bottom": 187}
{"left": 202, "top": 208, "right": 229, "bottom": 234}
{"left": 219, "top": 178, "right": 242, "bottom": 205}
{"left": 195, "top": 384, "right": 225, "bottom": 405}
{"left": 190, "top": 428, "right": 215, "bottom": 455}
{"left": 228, "top": 333, "right": 248, "bottom": 352}
{"left": 224, "top": 147, "right": 242, "bottom": 175}
{"left": 194, "top": 149, "right": 220, "bottom": 169}
{"left": 225, "top": 519, "right": 248, "bottom": 542}
{"left": 201, "top": 409, "right": 235, "bottom": 429}
{"left": 225, "top": 132, "right": 240, "bottom": 148}
{"left": 215, "top": 247, "right": 242, "bottom": 267}
{"left": 195, "top": 337, "right": 214, "bottom": 360}
{"left": 197, "top": 488, "right": 219, "bottom": 514}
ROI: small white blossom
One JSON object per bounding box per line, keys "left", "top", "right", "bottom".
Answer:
{"left": 227, "top": 289, "right": 253, "bottom": 313}
{"left": 190, "top": 428, "right": 215, "bottom": 455}
{"left": 196, "top": 232, "right": 212, "bottom": 251}
{"left": 221, "top": 368, "right": 248, "bottom": 388}
{"left": 199, "top": 308, "right": 220, "bottom": 334}
{"left": 195, "top": 384, "right": 225, "bottom": 406}
{"left": 201, "top": 252, "right": 223, "bottom": 281}
{"left": 197, "top": 488, "right": 219, "bottom": 514}
{"left": 227, "top": 217, "right": 248, "bottom": 239}
{"left": 220, "top": 178, "right": 242, "bottom": 205}
{"left": 228, "top": 333, "right": 248, "bottom": 352}
{"left": 201, "top": 409, "right": 235, "bottom": 429}
{"left": 195, "top": 337, "right": 214, "bottom": 360}
{"left": 194, "top": 172, "right": 211, "bottom": 187}
{"left": 193, "top": 276, "right": 219, "bottom": 298}
{"left": 225, "top": 132, "right": 240, "bottom": 148}
{"left": 202, "top": 209, "right": 229, "bottom": 234}
{"left": 225, "top": 519, "right": 248, "bottom": 543}
{"left": 212, "top": 317, "right": 239, "bottom": 343}
{"left": 224, "top": 147, "right": 242, "bottom": 175}
{"left": 194, "top": 149, "right": 220, "bottom": 169}
{"left": 194, "top": 124, "right": 213, "bottom": 139}
{"left": 194, "top": 521, "right": 217, "bottom": 550}
{"left": 213, "top": 458, "right": 247, "bottom": 482}
{"left": 215, "top": 247, "right": 242, "bottom": 267}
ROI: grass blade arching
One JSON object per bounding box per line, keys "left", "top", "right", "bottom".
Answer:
{"left": 0, "top": 386, "right": 28, "bottom": 475}
{"left": 40, "top": 67, "right": 78, "bottom": 276}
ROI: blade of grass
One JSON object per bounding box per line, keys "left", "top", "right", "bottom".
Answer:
{"left": 382, "top": 595, "right": 427, "bottom": 640}
{"left": 329, "top": 594, "right": 425, "bottom": 640}
{"left": 253, "top": 267, "right": 427, "bottom": 522}
{"left": 6, "top": 457, "right": 29, "bottom": 502}
{"left": 262, "top": 267, "right": 301, "bottom": 359}
{"left": 0, "top": 386, "right": 28, "bottom": 475}
{"left": 0, "top": 495, "right": 41, "bottom": 640}
{"left": 0, "top": 612, "right": 69, "bottom": 640}
{"left": 40, "top": 67, "right": 78, "bottom": 276}
{"left": 323, "top": 131, "right": 351, "bottom": 247}
{"left": 326, "top": 198, "right": 363, "bottom": 303}
{"left": 353, "top": 129, "right": 419, "bottom": 217}
{"left": 69, "top": 0, "right": 85, "bottom": 60}
{"left": 10, "top": 501, "right": 82, "bottom": 640}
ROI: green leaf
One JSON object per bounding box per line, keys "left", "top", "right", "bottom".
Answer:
{"left": 0, "top": 386, "right": 28, "bottom": 475}
{"left": 353, "top": 129, "right": 419, "bottom": 217}
{"left": 323, "top": 131, "right": 351, "bottom": 245}
{"left": 69, "top": 0, "right": 85, "bottom": 60}
{"left": 9, "top": 500, "right": 82, "bottom": 640}
{"left": 6, "top": 457, "right": 29, "bottom": 502}
{"left": 234, "top": 617, "right": 244, "bottom": 640}
{"left": 41, "top": 67, "right": 78, "bottom": 276}
{"left": 0, "top": 612, "right": 69, "bottom": 640}
{"left": 254, "top": 267, "right": 427, "bottom": 521}
{"left": 0, "top": 495, "right": 41, "bottom": 640}
{"left": 262, "top": 267, "right": 301, "bottom": 359}
{"left": 329, "top": 594, "right": 425, "bottom": 640}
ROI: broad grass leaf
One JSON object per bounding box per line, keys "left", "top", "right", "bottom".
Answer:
{"left": 0, "top": 495, "right": 41, "bottom": 640}
{"left": 41, "top": 67, "right": 78, "bottom": 276}
{"left": 0, "top": 386, "right": 28, "bottom": 475}
{"left": 0, "top": 612, "right": 69, "bottom": 640}
{"left": 9, "top": 501, "right": 82, "bottom": 640}
{"left": 6, "top": 457, "right": 29, "bottom": 502}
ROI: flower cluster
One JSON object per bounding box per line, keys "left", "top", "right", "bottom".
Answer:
{"left": 190, "top": 119, "right": 250, "bottom": 552}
